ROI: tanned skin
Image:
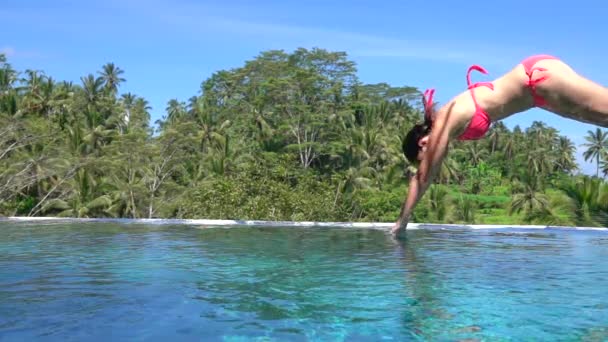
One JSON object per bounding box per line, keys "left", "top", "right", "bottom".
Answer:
{"left": 392, "top": 58, "right": 608, "bottom": 238}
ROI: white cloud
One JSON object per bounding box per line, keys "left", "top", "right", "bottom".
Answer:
{"left": 176, "top": 15, "right": 517, "bottom": 66}
{"left": 0, "top": 46, "right": 48, "bottom": 60}
{"left": 107, "top": 0, "right": 521, "bottom": 67}
{"left": 2, "top": 0, "right": 523, "bottom": 66}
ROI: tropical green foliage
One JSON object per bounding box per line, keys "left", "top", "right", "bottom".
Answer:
{"left": 1, "top": 48, "right": 607, "bottom": 227}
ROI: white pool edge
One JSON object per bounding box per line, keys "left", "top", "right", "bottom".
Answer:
{"left": 1, "top": 216, "right": 607, "bottom": 231}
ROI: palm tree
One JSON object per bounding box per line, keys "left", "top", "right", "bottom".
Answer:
{"left": 186, "top": 96, "right": 201, "bottom": 118}
{"left": 465, "top": 141, "right": 488, "bottom": 167}
{"left": 582, "top": 128, "right": 608, "bottom": 177}
{"left": 0, "top": 53, "right": 17, "bottom": 87}
{"left": 81, "top": 74, "right": 105, "bottom": 106}
{"left": 40, "top": 168, "right": 113, "bottom": 218}
{"left": 454, "top": 195, "right": 476, "bottom": 223}
{"left": 165, "top": 99, "right": 187, "bottom": 125}
{"left": 486, "top": 121, "right": 508, "bottom": 154}
{"left": 554, "top": 136, "right": 577, "bottom": 174}
{"left": 334, "top": 166, "right": 374, "bottom": 207}
{"left": 427, "top": 185, "right": 450, "bottom": 222}
{"left": 119, "top": 93, "right": 136, "bottom": 129}
{"left": 133, "top": 97, "right": 152, "bottom": 131}
{"left": 98, "top": 63, "right": 125, "bottom": 95}
{"left": 526, "top": 146, "right": 551, "bottom": 180}
{"left": 501, "top": 133, "right": 516, "bottom": 164}
{"left": 253, "top": 113, "right": 281, "bottom": 152}
{"left": 438, "top": 153, "right": 461, "bottom": 185}
{"left": 204, "top": 133, "right": 252, "bottom": 177}
{"left": 20, "top": 70, "right": 45, "bottom": 114}
{"left": 509, "top": 172, "right": 550, "bottom": 221}
{"left": 526, "top": 121, "right": 549, "bottom": 139}
{"left": 600, "top": 151, "right": 608, "bottom": 178}
{"left": 0, "top": 59, "right": 18, "bottom": 116}
{"left": 559, "top": 176, "right": 608, "bottom": 226}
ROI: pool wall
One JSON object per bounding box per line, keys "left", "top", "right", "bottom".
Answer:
{"left": 2, "top": 216, "right": 607, "bottom": 231}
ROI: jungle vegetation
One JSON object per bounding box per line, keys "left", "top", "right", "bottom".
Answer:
{"left": 1, "top": 49, "right": 606, "bottom": 227}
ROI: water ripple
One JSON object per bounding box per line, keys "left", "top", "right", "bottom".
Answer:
{"left": 1, "top": 223, "right": 608, "bottom": 340}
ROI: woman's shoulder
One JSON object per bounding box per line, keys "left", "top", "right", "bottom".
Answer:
{"left": 435, "top": 91, "right": 478, "bottom": 136}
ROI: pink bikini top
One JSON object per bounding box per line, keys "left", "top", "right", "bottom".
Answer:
{"left": 422, "top": 64, "right": 495, "bottom": 141}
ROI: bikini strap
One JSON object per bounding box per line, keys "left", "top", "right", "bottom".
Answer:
{"left": 527, "top": 66, "right": 549, "bottom": 85}
{"left": 422, "top": 88, "right": 435, "bottom": 121}
{"left": 526, "top": 66, "right": 550, "bottom": 106}
{"left": 466, "top": 64, "right": 494, "bottom": 109}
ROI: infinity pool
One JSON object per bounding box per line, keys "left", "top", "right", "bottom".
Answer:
{"left": 1, "top": 220, "right": 608, "bottom": 341}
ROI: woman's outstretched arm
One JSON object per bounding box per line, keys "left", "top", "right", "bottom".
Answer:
{"left": 393, "top": 104, "right": 457, "bottom": 235}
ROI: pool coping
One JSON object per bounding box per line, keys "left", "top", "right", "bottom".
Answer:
{"left": 1, "top": 216, "right": 607, "bottom": 231}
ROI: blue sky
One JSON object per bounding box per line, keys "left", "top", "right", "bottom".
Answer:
{"left": 2, "top": 0, "right": 607, "bottom": 174}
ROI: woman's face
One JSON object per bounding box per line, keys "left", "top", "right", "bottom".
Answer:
{"left": 416, "top": 135, "right": 430, "bottom": 161}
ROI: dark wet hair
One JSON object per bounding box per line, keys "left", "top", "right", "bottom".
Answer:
{"left": 402, "top": 88, "right": 435, "bottom": 164}
{"left": 402, "top": 121, "right": 432, "bottom": 164}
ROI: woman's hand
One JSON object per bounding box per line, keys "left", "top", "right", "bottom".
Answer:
{"left": 391, "top": 219, "right": 408, "bottom": 239}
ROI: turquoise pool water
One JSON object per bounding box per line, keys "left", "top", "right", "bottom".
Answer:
{"left": 1, "top": 220, "right": 608, "bottom": 341}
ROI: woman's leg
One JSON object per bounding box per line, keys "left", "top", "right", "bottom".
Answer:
{"left": 534, "top": 59, "right": 608, "bottom": 127}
